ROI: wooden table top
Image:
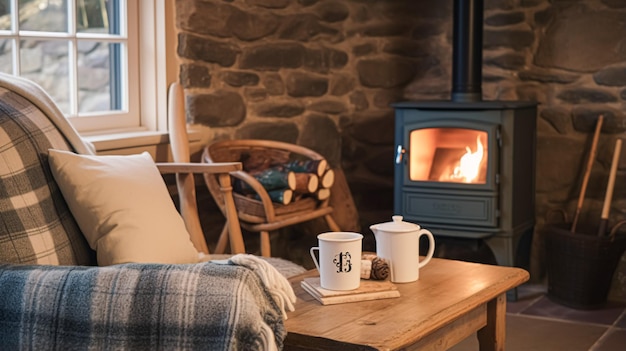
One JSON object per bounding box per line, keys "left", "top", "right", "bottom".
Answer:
{"left": 285, "top": 258, "right": 529, "bottom": 350}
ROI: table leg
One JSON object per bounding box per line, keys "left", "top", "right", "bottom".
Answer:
{"left": 477, "top": 293, "right": 507, "bottom": 351}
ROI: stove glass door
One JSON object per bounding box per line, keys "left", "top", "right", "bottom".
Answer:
{"left": 409, "top": 128, "right": 488, "bottom": 184}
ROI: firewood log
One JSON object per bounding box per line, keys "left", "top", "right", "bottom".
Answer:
{"left": 316, "top": 188, "right": 330, "bottom": 201}
{"left": 255, "top": 188, "right": 292, "bottom": 205}
{"left": 240, "top": 152, "right": 272, "bottom": 171}
{"left": 255, "top": 168, "right": 296, "bottom": 190}
{"left": 240, "top": 149, "right": 290, "bottom": 172}
{"left": 234, "top": 168, "right": 296, "bottom": 194}
{"left": 283, "top": 159, "right": 327, "bottom": 177}
{"left": 294, "top": 173, "right": 319, "bottom": 193}
{"left": 320, "top": 169, "right": 334, "bottom": 189}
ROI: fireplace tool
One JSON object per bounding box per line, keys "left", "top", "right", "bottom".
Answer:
{"left": 570, "top": 115, "right": 603, "bottom": 233}
{"left": 554, "top": 114, "right": 623, "bottom": 238}
{"left": 597, "top": 138, "right": 622, "bottom": 237}
{"left": 543, "top": 130, "right": 626, "bottom": 309}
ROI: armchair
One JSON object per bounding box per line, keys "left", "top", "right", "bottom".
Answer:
{"left": 0, "top": 73, "right": 301, "bottom": 350}
{"left": 168, "top": 82, "right": 341, "bottom": 258}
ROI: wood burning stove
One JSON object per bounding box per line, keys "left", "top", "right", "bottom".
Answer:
{"left": 392, "top": 0, "right": 537, "bottom": 269}
{"left": 393, "top": 101, "right": 536, "bottom": 267}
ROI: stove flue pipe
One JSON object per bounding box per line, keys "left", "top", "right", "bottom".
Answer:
{"left": 452, "top": 0, "right": 484, "bottom": 102}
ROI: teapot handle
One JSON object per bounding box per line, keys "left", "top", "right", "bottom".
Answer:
{"left": 418, "top": 229, "right": 436, "bottom": 268}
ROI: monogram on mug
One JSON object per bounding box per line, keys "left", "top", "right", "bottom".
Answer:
{"left": 333, "top": 251, "right": 352, "bottom": 273}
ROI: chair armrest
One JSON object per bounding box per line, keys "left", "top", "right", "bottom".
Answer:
{"left": 157, "top": 161, "right": 246, "bottom": 254}
{"left": 156, "top": 162, "right": 242, "bottom": 174}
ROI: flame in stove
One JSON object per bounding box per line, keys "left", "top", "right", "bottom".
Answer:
{"left": 441, "top": 136, "right": 484, "bottom": 183}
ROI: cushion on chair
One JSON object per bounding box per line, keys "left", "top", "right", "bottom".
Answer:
{"left": 48, "top": 149, "right": 200, "bottom": 266}
{"left": 0, "top": 87, "right": 95, "bottom": 266}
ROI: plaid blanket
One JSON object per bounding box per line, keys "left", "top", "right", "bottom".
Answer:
{"left": 0, "top": 75, "right": 96, "bottom": 266}
{"left": 0, "top": 73, "right": 304, "bottom": 350}
{"left": 0, "top": 261, "right": 287, "bottom": 350}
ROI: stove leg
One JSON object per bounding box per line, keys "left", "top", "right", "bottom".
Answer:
{"left": 506, "top": 288, "right": 519, "bottom": 301}
{"left": 484, "top": 235, "right": 516, "bottom": 267}
{"left": 484, "top": 227, "right": 534, "bottom": 302}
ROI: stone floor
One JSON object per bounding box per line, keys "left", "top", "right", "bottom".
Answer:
{"left": 449, "top": 282, "right": 626, "bottom": 351}
{"left": 430, "top": 236, "right": 626, "bottom": 351}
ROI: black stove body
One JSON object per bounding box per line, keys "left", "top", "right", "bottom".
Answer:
{"left": 392, "top": 0, "right": 537, "bottom": 267}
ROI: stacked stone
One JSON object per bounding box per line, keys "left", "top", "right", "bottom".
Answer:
{"left": 176, "top": 0, "right": 626, "bottom": 288}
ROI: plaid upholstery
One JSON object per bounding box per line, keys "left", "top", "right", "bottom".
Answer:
{"left": 0, "top": 74, "right": 302, "bottom": 350}
{"left": 0, "top": 87, "right": 95, "bottom": 265}
{"left": 0, "top": 261, "right": 285, "bottom": 350}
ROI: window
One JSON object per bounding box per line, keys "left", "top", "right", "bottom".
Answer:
{"left": 0, "top": 0, "right": 172, "bottom": 136}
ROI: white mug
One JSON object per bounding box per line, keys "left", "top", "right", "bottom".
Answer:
{"left": 310, "top": 232, "right": 363, "bottom": 290}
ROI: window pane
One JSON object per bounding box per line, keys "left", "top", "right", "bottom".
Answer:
{"left": 21, "top": 39, "right": 70, "bottom": 114}
{"left": 77, "top": 0, "right": 119, "bottom": 35}
{"left": 0, "top": 0, "right": 10, "bottom": 30}
{"left": 19, "top": 0, "right": 68, "bottom": 32}
{"left": 0, "top": 39, "right": 12, "bottom": 73}
{"left": 0, "top": 0, "right": 143, "bottom": 132}
{"left": 78, "top": 41, "right": 121, "bottom": 113}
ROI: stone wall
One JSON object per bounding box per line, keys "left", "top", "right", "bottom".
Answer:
{"left": 175, "top": 0, "right": 626, "bottom": 291}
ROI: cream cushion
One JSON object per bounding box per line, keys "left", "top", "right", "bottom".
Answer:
{"left": 48, "top": 149, "right": 200, "bottom": 266}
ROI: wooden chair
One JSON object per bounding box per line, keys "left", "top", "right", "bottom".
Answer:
{"left": 168, "top": 88, "right": 340, "bottom": 257}
{"left": 168, "top": 83, "right": 309, "bottom": 276}
{"left": 167, "top": 83, "right": 341, "bottom": 257}
{"left": 167, "top": 82, "right": 245, "bottom": 255}
{"left": 203, "top": 139, "right": 342, "bottom": 257}
{"left": 168, "top": 83, "right": 340, "bottom": 257}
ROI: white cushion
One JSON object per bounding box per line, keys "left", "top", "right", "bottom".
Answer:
{"left": 48, "top": 149, "right": 200, "bottom": 266}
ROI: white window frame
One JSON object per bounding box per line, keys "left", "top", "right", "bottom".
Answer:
{"left": 1, "top": 0, "right": 177, "bottom": 148}
{"left": 84, "top": 0, "right": 177, "bottom": 140}
{"left": 69, "top": 0, "right": 141, "bottom": 134}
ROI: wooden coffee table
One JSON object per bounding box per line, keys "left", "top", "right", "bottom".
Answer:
{"left": 284, "top": 258, "right": 529, "bottom": 351}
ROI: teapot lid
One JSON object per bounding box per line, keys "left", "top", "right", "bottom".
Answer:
{"left": 375, "top": 215, "right": 420, "bottom": 233}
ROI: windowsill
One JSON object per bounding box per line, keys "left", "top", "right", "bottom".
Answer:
{"left": 83, "top": 129, "right": 202, "bottom": 152}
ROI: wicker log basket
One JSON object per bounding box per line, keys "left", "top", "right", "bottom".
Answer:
{"left": 201, "top": 139, "right": 341, "bottom": 257}
{"left": 543, "top": 216, "right": 626, "bottom": 309}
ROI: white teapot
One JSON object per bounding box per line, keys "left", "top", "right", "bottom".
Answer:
{"left": 370, "top": 215, "right": 436, "bottom": 283}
